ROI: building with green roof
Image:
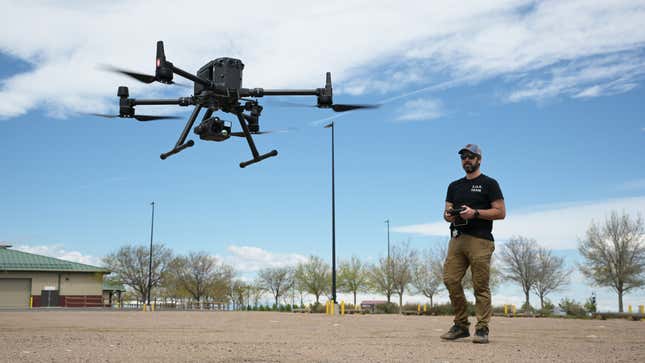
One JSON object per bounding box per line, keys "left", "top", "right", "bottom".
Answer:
{"left": 0, "top": 244, "right": 111, "bottom": 308}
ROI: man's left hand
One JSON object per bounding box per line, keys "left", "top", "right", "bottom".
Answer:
{"left": 459, "top": 205, "right": 477, "bottom": 220}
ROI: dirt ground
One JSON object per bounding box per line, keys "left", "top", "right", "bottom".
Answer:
{"left": 0, "top": 310, "right": 643, "bottom": 362}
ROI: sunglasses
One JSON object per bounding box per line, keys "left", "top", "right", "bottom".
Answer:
{"left": 460, "top": 153, "right": 478, "bottom": 160}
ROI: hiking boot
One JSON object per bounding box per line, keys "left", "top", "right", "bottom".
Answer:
{"left": 440, "top": 324, "right": 470, "bottom": 340}
{"left": 472, "top": 327, "right": 489, "bottom": 344}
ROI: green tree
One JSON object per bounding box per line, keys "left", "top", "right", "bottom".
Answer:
{"left": 166, "top": 251, "right": 220, "bottom": 304}
{"left": 412, "top": 247, "right": 444, "bottom": 308}
{"left": 390, "top": 242, "right": 416, "bottom": 312}
{"left": 338, "top": 256, "right": 368, "bottom": 306}
{"left": 368, "top": 256, "right": 395, "bottom": 303}
{"left": 295, "top": 255, "right": 330, "bottom": 304}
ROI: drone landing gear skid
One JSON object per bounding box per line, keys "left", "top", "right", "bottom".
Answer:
{"left": 160, "top": 105, "right": 202, "bottom": 160}
{"left": 158, "top": 104, "right": 277, "bottom": 167}
{"left": 234, "top": 111, "right": 278, "bottom": 168}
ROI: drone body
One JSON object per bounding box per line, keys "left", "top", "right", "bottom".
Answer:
{"left": 98, "top": 41, "right": 375, "bottom": 167}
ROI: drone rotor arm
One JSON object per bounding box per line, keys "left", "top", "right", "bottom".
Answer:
{"left": 260, "top": 89, "right": 320, "bottom": 96}
{"left": 166, "top": 63, "right": 213, "bottom": 89}
{"left": 131, "top": 97, "right": 195, "bottom": 106}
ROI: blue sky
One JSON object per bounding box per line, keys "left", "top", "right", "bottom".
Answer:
{"left": 1, "top": 0, "right": 644, "bottom": 311}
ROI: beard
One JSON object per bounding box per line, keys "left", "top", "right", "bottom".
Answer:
{"left": 462, "top": 161, "right": 480, "bottom": 173}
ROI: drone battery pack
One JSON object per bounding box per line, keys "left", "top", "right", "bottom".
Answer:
{"left": 195, "top": 57, "right": 244, "bottom": 95}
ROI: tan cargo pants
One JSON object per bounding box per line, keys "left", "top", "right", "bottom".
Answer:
{"left": 443, "top": 233, "right": 495, "bottom": 329}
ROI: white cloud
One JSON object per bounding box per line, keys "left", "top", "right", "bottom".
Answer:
{"left": 396, "top": 98, "right": 443, "bottom": 122}
{"left": 393, "top": 196, "right": 645, "bottom": 249}
{"left": 507, "top": 52, "right": 645, "bottom": 102}
{"left": 1, "top": 0, "right": 644, "bottom": 118}
{"left": 220, "top": 245, "right": 307, "bottom": 274}
{"left": 13, "top": 244, "right": 103, "bottom": 267}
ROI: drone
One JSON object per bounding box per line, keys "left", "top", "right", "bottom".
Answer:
{"left": 94, "top": 41, "right": 377, "bottom": 167}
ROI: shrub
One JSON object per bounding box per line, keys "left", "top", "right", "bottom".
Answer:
{"left": 520, "top": 301, "right": 535, "bottom": 313}
{"left": 537, "top": 300, "right": 555, "bottom": 316}
{"left": 375, "top": 302, "right": 399, "bottom": 314}
{"left": 429, "top": 301, "right": 475, "bottom": 316}
{"left": 402, "top": 303, "right": 420, "bottom": 312}
{"left": 310, "top": 302, "right": 326, "bottom": 314}
{"left": 492, "top": 305, "right": 506, "bottom": 314}
{"left": 584, "top": 296, "right": 597, "bottom": 313}
{"left": 559, "top": 298, "right": 587, "bottom": 317}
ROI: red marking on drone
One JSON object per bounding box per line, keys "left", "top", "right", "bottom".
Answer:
{"left": 156, "top": 59, "right": 160, "bottom": 68}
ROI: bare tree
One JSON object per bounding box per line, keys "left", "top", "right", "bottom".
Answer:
{"left": 228, "top": 279, "right": 247, "bottom": 310}
{"left": 258, "top": 266, "right": 293, "bottom": 307}
{"left": 578, "top": 211, "right": 645, "bottom": 312}
{"left": 532, "top": 247, "right": 569, "bottom": 310}
{"left": 368, "top": 257, "right": 395, "bottom": 303}
{"left": 412, "top": 247, "right": 444, "bottom": 308}
{"left": 391, "top": 243, "right": 416, "bottom": 311}
{"left": 499, "top": 236, "right": 538, "bottom": 312}
{"left": 294, "top": 255, "right": 330, "bottom": 304}
{"left": 338, "top": 256, "right": 369, "bottom": 306}
{"left": 103, "top": 243, "right": 173, "bottom": 303}
{"left": 248, "top": 280, "right": 266, "bottom": 308}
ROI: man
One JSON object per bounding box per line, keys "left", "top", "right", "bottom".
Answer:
{"left": 440, "top": 144, "right": 505, "bottom": 344}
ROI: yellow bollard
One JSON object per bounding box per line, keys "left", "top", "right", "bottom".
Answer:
{"left": 151, "top": 303, "right": 155, "bottom": 312}
{"left": 29, "top": 296, "right": 33, "bottom": 309}
{"left": 143, "top": 304, "right": 147, "bottom": 312}
{"left": 504, "top": 304, "right": 508, "bottom": 316}
{"left": 423, "top": 304, "right": 427, "bottom": 314}
{"left": 417, "top": 304, "right": 421, "bottom": 314}
{"left": 341, "top": 301, "right": 345, "bottom": 316}
{"left": 628, "top": 305, "right": 633, "bottom": 313}
{"left": 639, "top": 305, "right": 644, "bottom": 314}
{"left": 512, "top": 305, "right": 516, "bottom": 317}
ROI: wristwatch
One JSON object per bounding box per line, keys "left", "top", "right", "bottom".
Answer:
{"left": 474, "top": 209, "right": 480, "bottom": 218}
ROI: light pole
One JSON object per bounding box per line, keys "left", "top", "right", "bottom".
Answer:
{"left": 147, "top": 201, "right": 155, "bottom": 308}
{"left": 324, "top": 121, "right": 336, "bottom": 304}
{"left": 385, "top": 219, "right": 390, "bottom": 260}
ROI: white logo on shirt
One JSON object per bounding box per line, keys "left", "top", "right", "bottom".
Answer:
{"left": 471, "top": 185, "right": 482, "bottom": 192}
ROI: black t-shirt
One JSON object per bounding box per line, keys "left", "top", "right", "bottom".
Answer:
{"left": 445, "top": 174, "right": 504, "bottom": 241}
